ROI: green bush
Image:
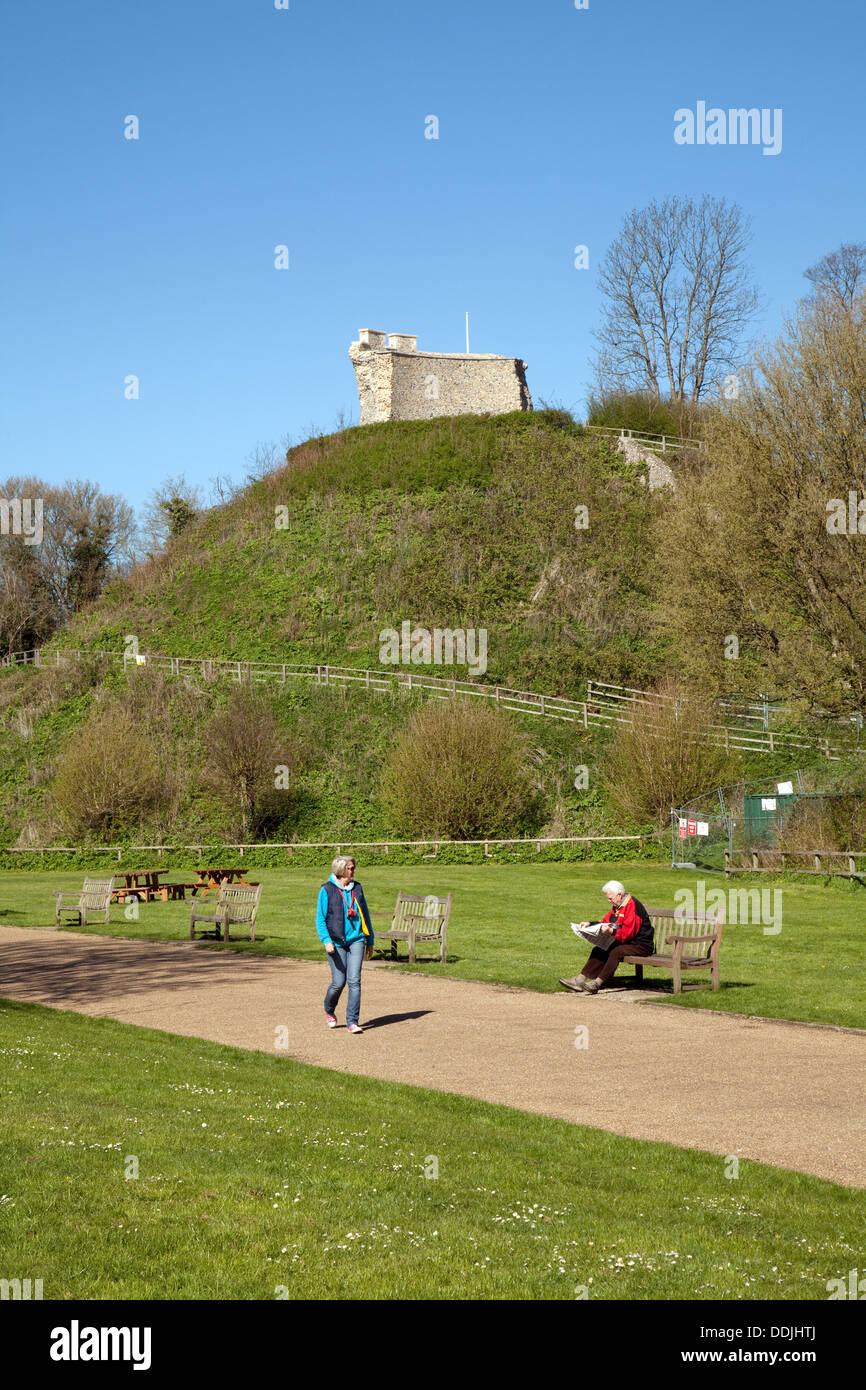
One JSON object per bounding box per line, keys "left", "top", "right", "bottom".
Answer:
{"left": 380, "top": 700, "right": 537, "bottom": 839}
{"left": 50, "top": 702, "right": 172, "bottom": 838}
{"left": 586, "top": 390, "right": 704, "bottom": 440}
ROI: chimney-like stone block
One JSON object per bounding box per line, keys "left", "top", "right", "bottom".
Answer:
{"left": 357, "top": 329, "right": 388, "bottom": 350}
{"left": 388, "top": 334, "right": 418, "bottom": 352}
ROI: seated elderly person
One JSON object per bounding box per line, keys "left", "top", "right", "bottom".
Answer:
{"left": 559, "top": 879, "right": 654, "bottom": 994}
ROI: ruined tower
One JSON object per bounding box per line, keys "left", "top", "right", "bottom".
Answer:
{"left": 349, "top": 329, "right": 532, "bottom": 425}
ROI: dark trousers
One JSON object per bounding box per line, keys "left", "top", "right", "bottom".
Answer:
{"left": 582, "top": 938, "right": 653, "bottom": 984}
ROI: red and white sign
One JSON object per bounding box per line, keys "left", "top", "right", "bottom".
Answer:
{"left": 687, "top": 820, "right": 697, "bottom": 836}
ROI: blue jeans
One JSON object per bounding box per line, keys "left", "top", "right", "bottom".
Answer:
{"left": 324, "top": 938, "right": 366, "bottom": 1026}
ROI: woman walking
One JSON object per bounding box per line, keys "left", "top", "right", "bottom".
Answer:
{"left": 316, "top": 855, "right": 374, "bottom": 1033}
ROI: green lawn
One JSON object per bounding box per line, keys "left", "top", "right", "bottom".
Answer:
{"left": 0, "top": 998, "right": 861, "bottom": 1300}
{"left": 2, "top": 863, "right": 864, "bottom": 1028}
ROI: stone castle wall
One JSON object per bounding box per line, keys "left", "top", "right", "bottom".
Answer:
{"left": 349, "top": 329, "right": 531, "bottom": 424}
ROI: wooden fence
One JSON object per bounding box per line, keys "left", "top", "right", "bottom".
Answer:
{"left": 2, "top": 647, "right": 859, "bottom": 758}
{"left": 582, "top": 425, "right": 706, "bottom": 454}
{"left": 724, "top": 849, "right": 866, "bottom": 879}
{"left": 4, "top": 835, "right": 645, "bottom": 859}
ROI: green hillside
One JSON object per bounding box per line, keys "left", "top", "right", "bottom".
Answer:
{"left": 0, "top": 412, "right": 849, "bottom": 853}
{"left": 58, "top": 411, "right": 665, "bottom": 686}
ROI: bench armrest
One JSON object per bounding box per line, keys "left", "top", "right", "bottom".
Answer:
{"left": 664, "top": 933, "right": 719, "bottom": 946}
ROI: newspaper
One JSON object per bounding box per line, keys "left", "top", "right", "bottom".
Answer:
{"left": 570, "top": 920, "right": 618, "bottom": 946}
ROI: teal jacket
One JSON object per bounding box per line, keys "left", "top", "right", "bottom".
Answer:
{"left": 316, "top": 876, "right": 373, "bottom": 948}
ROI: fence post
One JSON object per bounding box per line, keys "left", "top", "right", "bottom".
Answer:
{"left": 540, "top": 695, "right": 545, "bottom": 716}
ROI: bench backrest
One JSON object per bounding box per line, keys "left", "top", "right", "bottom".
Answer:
{"left": 393, "top": 891, "right": 453, "bottom": 938}
{"left": 217, "top": 882, "right": 262, "bottom": 922}
{"left": 646, "top": 907, "right": 723, "bottom": 958}
{"left": 80, "top": 878, "right": 115, "bottom": 910}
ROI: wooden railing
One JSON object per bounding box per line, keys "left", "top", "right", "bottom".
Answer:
{"left": 0, "top": 647, "right": 591, "bottom": 727}
{"left": 582, "top": 425, "right": 706, "bottom": 453}
{"left": 3, "top": 648, "right": 859, "bottom": 758}
{"left": 3, "top": 835, "right": 645, "bottom": 858}
{"left": 724, "top": 849, "right": 866, "bottom": 878}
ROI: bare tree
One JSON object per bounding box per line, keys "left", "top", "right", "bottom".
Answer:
{"left": 593, "top": 195, "right": 760, "bottom": 402}
{"left": 804, "top": 242, "right": 866, "bottom": 308}
{"left": 201, "top": 688, "right": 292, "bottom": 839}
{"left": 0, "top": 475, "right": 135, "bottom": 649}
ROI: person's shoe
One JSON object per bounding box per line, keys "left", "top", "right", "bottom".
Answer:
{"left": 347, "top": 1023, "right": 364, "bottom": 1034}
{"left": 559, "top": 977, "right": 587, "bottom": 992}
{"left": 324, "top": 1012, "right": 337, "bottom": 1028}
{"left": 583, "top": 979, "right": 601, "bottom": 994}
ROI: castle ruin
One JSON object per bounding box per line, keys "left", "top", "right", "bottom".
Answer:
{"left": 349, "top": 329, "right": 532, "bottom": 425}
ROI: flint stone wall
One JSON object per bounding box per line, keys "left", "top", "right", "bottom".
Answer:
{"left": 349, "top": 330, "right": 531, "bottom": 424}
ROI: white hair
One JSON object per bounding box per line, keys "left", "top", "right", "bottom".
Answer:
{"left": 602, "top": 880, "right": 625, "bottom": 896}
{"left": 331, "top": 855, "right": 355, "bottom": 878}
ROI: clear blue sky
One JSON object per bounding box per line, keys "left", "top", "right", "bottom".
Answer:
{"left": 1, "top": 0, "right": 863, "bottom": 513}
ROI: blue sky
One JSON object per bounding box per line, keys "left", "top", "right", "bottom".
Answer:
{"left": 1, "top": 0, "right": 863, "bottom": 513}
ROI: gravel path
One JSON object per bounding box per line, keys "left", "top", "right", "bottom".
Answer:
{"left": 1, "top": 925, "right": 863, "bottom": 1188}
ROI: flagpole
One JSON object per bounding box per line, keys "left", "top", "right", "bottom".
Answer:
{"left": 466, "top": 312, "right": 470, "bottom": 354}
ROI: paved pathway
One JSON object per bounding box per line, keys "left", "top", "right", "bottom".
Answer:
{"left": 1, "top": 925, "right": 863, "bottom": 1187}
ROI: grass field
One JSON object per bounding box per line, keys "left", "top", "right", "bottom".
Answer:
{"left": 2, "top": 862, "right": 864, "bottom": 1029}
{"left": 1, "top": 998, "right": 862, "bottom": 1301}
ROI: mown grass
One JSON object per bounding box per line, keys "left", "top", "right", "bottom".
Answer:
{"left": 0, "top": 999, "right": 861, "bottom": 1300}
{"left": 2, "top": 862, "right": 864, "bottom": 1028}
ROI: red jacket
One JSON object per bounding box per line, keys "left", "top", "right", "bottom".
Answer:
{"left": 601, "top": 895, "right": 653, "bottom": 945}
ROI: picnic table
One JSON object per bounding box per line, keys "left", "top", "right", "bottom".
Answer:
{"left": 190, "top": 868, "right": 255, "bottom": 897}
{"left": 111, "top": 870, "right": 184, "bottom": 903}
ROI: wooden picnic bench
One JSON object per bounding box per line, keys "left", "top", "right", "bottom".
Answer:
{"left": 53, "top": 877, "right": 115, "bottom": 928}
{"left": 370, "top": 891, "right": 453, "bottom": 963}
{"left": 624, "top": 906, "right": 724, "bottom": 994}
{"left": 190, "top": 867, "right": 254, "bottom": 897}
{"left": 111, "top": 870, "right": 179, "bottom": 903}
{"left": 189, "top": 881, "right": 263, "bottom": 943}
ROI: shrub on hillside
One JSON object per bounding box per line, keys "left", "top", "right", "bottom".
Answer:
{"left": 200, "top": 688, "right": 299, "bottom": 840}
{"left": 380, "top": 701, "right": 536, "bottom": 839}
{"left": 601, "top": 678, "right": 736, "bottom": 834}
{"left": 586, "top": 390, "right": 704, "bottom": 441}
{"left": 51, "top": 703, "right": 170, "bottom": 838}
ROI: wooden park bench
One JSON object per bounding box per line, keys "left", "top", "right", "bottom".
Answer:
{"left": 53, "top": 877, "right": 115, "bottom": 928}
{"left": 370, "top": 891, "right": 452, "bottom": 963}
{"left": 624, "top": 907, "right": 724, "bottom": 994}
{"left": 189, "top": 881, "right": 262, "bottom": 944}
